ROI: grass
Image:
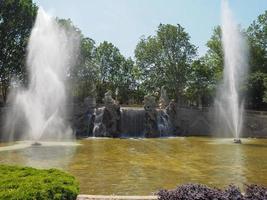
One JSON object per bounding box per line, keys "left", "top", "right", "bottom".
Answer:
{"left": 0, "top": 165, "right": 79, "bottom": 200}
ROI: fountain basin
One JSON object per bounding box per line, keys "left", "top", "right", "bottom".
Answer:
{"left": 0, "top": 137, "right": 267, "bottom": 195}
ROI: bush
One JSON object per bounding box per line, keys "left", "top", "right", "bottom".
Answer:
{"left": 245, "top": 184, "right": 267, "bottom": 200}
{"left": 158, "top": 183, "right": 267, "bottom": 200}
{"left": 0, "top": 165, "right": 79, "bottom": 200}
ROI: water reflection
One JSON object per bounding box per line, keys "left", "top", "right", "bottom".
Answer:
{"left": 67, "top": 137, "right": 267, "bottom": 195}
{"left": 0, "top": 141, "right": 78, "bottom": 169}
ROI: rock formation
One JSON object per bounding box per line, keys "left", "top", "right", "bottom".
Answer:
{"left": 159, "top": 86, "right": 169, "bottom": 109}
{"left": 101, "top": 90, "right": 121, "bottom": 137}
{"left": 166, "top": 99, "right": 179, "bottom": 135}
{"left": 144, "top": 94, "right": 159, "bottom": 137}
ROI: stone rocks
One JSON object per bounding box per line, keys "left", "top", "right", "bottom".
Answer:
{"left": 144, "top": 95, "right": 159, "bottom": 137}
{"left": 166, "top": 99, "right": 178, "bottom": 134}
{"left": 100, "top": 90, "right": 121, "bottom": 137}
{"left": 73, "top": 88, "right": 179, "bottom": 138}
{"left": 159, "top": 86, "right": 169, "bottom": 109}
{"left": 84, "top": 96, "right": 96, "bottom": 110}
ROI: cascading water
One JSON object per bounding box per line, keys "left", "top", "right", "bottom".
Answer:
{"left": 4, "top": 8, "right": 79, "bottom": 143}
{"left": 120, "top": 108, "right": 145, "bottom": 138}
{"left": 157, "top": 109, "right": 172, "bottom": 137}
{"left": 215, "top": 0, "right": 248, "bottom": 142}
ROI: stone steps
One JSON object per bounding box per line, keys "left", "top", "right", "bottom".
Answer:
{"left": 77, "top": 195, "right": 158, "bottom": 200}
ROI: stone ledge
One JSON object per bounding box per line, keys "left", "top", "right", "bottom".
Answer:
{"left": 77, "top": 195, "right": 158, "bottom": 200}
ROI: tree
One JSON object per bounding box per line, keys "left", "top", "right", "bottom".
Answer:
{"left": 135, "top": 24, "right": 197, "bottom": 103}
{"left": 94, "top": 41, "right": 142, "bottom": 104}
{"left": 0, "top": 0, "right": 37, "bottom": 102}
{"left": 57, "top": 18, "right": 98, "bottom": 100}
{"left": 95, "top": 41, "right": 123, "bottom": 84}
{"left": 95, "top": 41, "right": 123, "bottom": 102}
{"left": 205, "top": 26, "right": 224, "bottom": 82}
{"left": 71, "top": 37, "right": 98, "bottom": 99}
{"left": 186, "top": 58, "right": 217, "bottom": 107}
{"left": 246, "top": 11, "right": 267, "bottom": 109}
{"left": 247, "top": 72, "right": 267, "bottom": 109}
{"left": 247, "top": 11, "right": 267, "bottom": 73}
{"left": 117, "top": 57, "right": 143, "bottom": 104}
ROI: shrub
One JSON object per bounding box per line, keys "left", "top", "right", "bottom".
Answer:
{"left": 245, "top": 184, "right": 267, "bottom": 200}
{"left": 158, "top": 183, "right": 267, "bottom": 200}
{"left": 0, "top": 165, "right": 79, "bottom": 200}
{"left": 158, "top": 184, "right": 227, "bottom": 200}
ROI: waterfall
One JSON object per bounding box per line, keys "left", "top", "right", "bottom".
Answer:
{"left": 120, "top": 108, "right": 145, "bottom": 138}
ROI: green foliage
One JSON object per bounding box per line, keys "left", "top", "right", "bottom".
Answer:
{"left": 1, "top": 1, "right": 267, "bottom": 109}
{"left": 205, "top": 26, "right": 223, "bottom": 82}
{"left": 95, "top": 41, "right": 124, "bottom": 85}
{"left": 247, "top": 10, "right": 267, "bottom": 73}
{"left": 95, "top": 41, "right": 139, "bottom": 103}
{"left": 0, "top": 165, "right": 79, "bottom": 200}
{"left": 135, "top": 24, "right": 197, "bottom": 102}
{"left": 246, "top": 72, "right": 267, "bottom": 109}
{"left": 57, "top": 18, "right": 99, "bottom": 100}
{"left": 0, "top": 0, "right": 37, "bottom": 101}
{"left": 72, "top": 37, "right": 98, "bottom": 100}
{"left": 246, "top": 11, "right": 267, "bottom": 109}
{"left": 56, "top": 20, "right": 142, "bottom": 104}
{"left": 186, "top": 58, "right": 217, "bottom": 106}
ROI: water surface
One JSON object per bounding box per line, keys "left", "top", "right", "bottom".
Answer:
{"left": 0, "top": 137, "right": 267, "bottom": 195}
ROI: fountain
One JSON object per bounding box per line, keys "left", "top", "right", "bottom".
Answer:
{"left": 92, "top": 90, "right": 121, "bottom": 137}
{"left": 215, "top": 0, "right": 249, "bottom": 143}
{"left": 157, "top": 87, "right": 170, "bottom": 136}
{"left": 4, "top": 8, "right": 79, "bottom": 144}
{"left": 90, "top": 89, "right": 178, "bottom": 138}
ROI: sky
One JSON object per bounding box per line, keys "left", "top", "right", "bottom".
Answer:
{"left": 33, "top": 0, "right": 267, "bottom": 58}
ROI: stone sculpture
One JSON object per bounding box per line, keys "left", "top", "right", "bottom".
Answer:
{"left": 166, "top": 99, "right": 179, "bottom": 135}
{"left": 159, "top": 86, "right": 169, "bottom": 109}
{"left": 102, "top": 90, "right": 121, "bottom": 137}
{"left": 144, "top": 94, "right": 159, "bottom": 137}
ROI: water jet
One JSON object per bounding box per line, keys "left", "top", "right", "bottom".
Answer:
{"left": 215, "top": 0, "right": 248, "bottom": 142}
{"left": 4, "top": 8, "right": 78, "bottom": 143}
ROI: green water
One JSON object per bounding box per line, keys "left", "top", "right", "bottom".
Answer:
{"left": 0, "top": 137, "right": 267, "bottom": 195}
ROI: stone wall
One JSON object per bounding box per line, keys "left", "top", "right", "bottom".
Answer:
{"left": 174, "top": 107, "right": 267, "bottom": 138}
{"left": 68, "top": 105, "right": 267, "bottom": 138}
{"left": 2, "top": 104, "right": 267, "bottom": 139}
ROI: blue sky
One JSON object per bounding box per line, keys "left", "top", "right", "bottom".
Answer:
{"left": 33, "top": 0, "right": 267, "bottom": 58}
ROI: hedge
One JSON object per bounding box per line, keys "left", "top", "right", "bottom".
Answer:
{"left": 158, "top": 183, "right": 267, "bottom": 200}
{"left": 0, "top": 165, "right": 79, "bottom": 200}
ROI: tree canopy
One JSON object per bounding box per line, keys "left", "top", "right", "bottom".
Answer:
{"left": 246, "top": 11, "right": 267, "bottom": 109}
{"left": 1, "top": 2, "right": 267, "bottom": 109}
{"left": 0, "top": 0, "right": 37, "bottom": 101}
{"left": 135, "top": 24, "right": 197, "bottom": 102}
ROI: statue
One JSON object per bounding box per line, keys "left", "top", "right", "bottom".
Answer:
{"left": 166, "top": 99, "right": 179, "bottom": 135}
{"left": 166, "top": 99, "right": 177, "bottom": 116}
{"left": 159, "top": 86, "right": 169, "bottom": 109}
{"left": 143, "top": 94, "right": 159, "bottom": 137}
{"left": 84, "top": 82, "right": 97, "bottom": 108}
{"left": 103, "top": 90, "right": 115, "bottom": 105}
{"left": 102, "top": 90, "right": 121, "bottom": 137}
{"left": 144, "top": 94, "right": 157, "bottom": 111}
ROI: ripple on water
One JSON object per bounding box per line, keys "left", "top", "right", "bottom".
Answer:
{"left": 0, "top": 137, "right": 267, "bottom": 195}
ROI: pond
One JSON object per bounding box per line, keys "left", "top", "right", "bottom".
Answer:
{"left": 0, "top": 137, "right": 267, "bottom": 195}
